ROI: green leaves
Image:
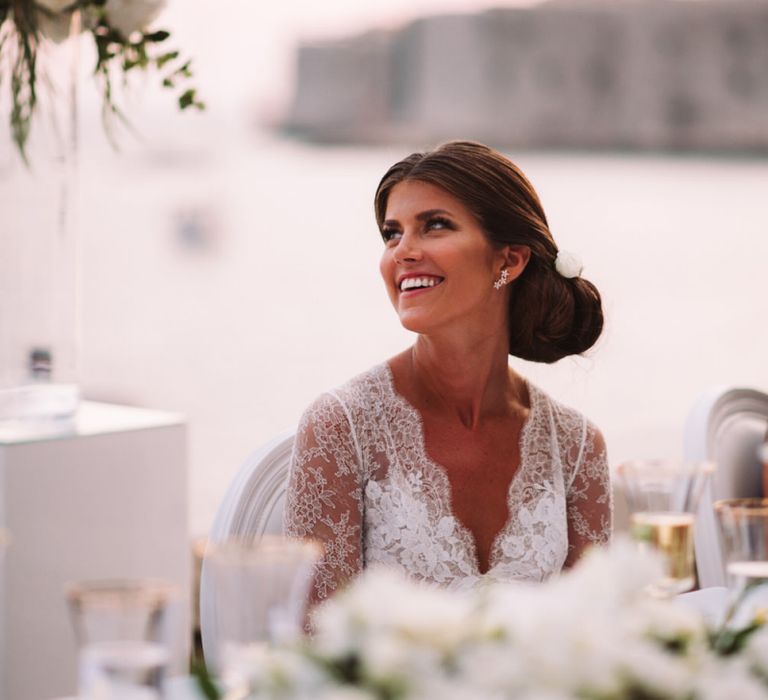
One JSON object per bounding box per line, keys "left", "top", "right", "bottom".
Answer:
{"left": 711, "top": 620, "right": 764, "bottom": 656}
{"left": 6, "top": 1, "right": 39, "bottom": 162}
{"left": 143, "top": 29, "right": 169, "bottom": 42}
{"left": 93, "top": 15, "right": 205, "bottom": 135}
{"left": 190, "top": 659, "right": 222, "bottom": 700}
{"left": 2, "top": 1, "right": 205, "bottom": 162}
{"left": 179, "top": 88, "right": 204, "bottom": 111}
{"left": 155, "top": 50, "right": 178, "bottom": 69}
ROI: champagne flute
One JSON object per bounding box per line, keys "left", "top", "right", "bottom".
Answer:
{"left": 618, "top": 459, "right": 713, "bottom": 596}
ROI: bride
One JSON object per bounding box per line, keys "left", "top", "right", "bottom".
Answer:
{"left": 284, "top": 141, "right": 612, "bottom": 603}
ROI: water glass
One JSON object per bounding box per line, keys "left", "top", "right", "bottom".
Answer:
{"left": 618, "top": 459, "right": 713, "bottom": 596}
{"left": 203, "top": 536, "right": 320, "bottom": 684}
{"left": 715, "top": 498, "right": 768, "bottom": 627}
{"left": 67, "top": 579, "right": 179, "bottom": 700}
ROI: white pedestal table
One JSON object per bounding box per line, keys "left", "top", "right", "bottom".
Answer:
{"left": 0, "top": 402, "right": 189, "bottom": 700}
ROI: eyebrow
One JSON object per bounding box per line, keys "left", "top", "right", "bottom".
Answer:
{"left": 382, "top": 209, "right": 454, "bottom": 227}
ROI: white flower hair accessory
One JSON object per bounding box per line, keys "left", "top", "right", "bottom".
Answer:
{"left": 554, "top": 251, "right": 584, "bottom": 279}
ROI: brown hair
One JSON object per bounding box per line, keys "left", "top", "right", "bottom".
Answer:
{"left": 374, "top": 141, "right": 603, "bottom": 363}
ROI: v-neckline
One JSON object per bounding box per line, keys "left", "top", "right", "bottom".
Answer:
{"left": 379, "top": 362, "right": 537, "bottom": 576}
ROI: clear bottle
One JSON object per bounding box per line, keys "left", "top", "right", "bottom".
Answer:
{"left": 0, "top": 347, "right": 79, "bottom": 422}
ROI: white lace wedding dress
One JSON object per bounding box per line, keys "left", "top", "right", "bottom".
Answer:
{"left": 284, "top": 363, "right": 612, "bottom": 601}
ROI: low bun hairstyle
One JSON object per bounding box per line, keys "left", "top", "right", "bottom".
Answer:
{"left": 374, "top": 141, "right": 603, "bottom": 363}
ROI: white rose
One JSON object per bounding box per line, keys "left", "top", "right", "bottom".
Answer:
{"left": 457, "top": 643, "right": 527, "bottom": 693}
{"left": 745, "top": 626, "right": 768, "bottom": 677}
{"left": 312, "top": 690, "right": 378, "bottom": 700}
{"left": 617, "top": 642, "right": 697, "bottom": 699}
{"left": 418, "top": 676, "right": 508, "bottom": 700}
{"left": 562, "top": 535, "right": 665, "bottom": 607}
{"left": 327, "top": 566, "right": 476, "bottom": 652}
{"left": 359, "top": 635, "right": 410, "bottom": 680}
{"left": 625, "top": 598, "right": 707, "bottom": 647}
{"left": 514, "top": 692, "right": 575, "bottom": 700}
{"left": 104, "top": 0, "right": 167, "bottom": 37}
{"left": 311, "top": 600, "right": 358, "bottom": 658}
{"left": 554, "top": 250, "right": 584, "bottom": 279}
{"left": 695, "top": 658, "right": 768, "bottom": 700}
{"left": 36, "top": 0, "right": 73, "bottom": 12}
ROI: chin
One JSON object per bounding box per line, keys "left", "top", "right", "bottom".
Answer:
{"left": 396, "top": 310, "right": 437, "bottom": 335}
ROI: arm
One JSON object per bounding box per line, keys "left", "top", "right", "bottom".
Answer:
{"left": 284, "top": 393, "right": 364, "bottom": 605}
{"left": 564, "top": 422, "right": 613, "bottom": 568}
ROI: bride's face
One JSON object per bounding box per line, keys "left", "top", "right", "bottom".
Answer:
{"left": 379, "top": 179, "right": 508, "bottom": 336}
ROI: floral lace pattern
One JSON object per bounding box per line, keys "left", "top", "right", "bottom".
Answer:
{"left": 284, "top": 364, "right": 612, "bottom": 601}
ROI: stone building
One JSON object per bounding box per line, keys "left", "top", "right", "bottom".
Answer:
{"left": 284, "top": 0, "right": 768, "bottom": 151}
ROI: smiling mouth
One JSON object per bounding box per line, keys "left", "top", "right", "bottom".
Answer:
{"left": 399, "top": 276, "right": 445, "bottom": 292}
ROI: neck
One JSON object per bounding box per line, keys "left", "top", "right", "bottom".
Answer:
{"left": 409, "top": 333, "right": 520, "bottom": 429}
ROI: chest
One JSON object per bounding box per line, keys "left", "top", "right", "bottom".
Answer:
{"left": 419, "top": 413, "right": 526, "bottom": 563}
{"left": 361, "top": 388, "right": 571, "bottom": 581}
{"left": 420, "top": 415, "right": 523, "bottom": 497}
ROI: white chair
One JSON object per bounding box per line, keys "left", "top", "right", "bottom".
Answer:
{"left": 199, "top": 427, "right": 295, "bottom": 668}
{"left": 684, "top": 387, "right": 768, "bottom": 588}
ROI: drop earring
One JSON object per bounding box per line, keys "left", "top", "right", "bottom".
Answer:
{"left": 493, "top": 268, "right": 510, "bottom": 290}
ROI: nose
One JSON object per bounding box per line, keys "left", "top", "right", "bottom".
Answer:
{"left": 393, "top": 229, "right": 422, "bottom": 264}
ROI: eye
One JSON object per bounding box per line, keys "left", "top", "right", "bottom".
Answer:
{"left": 381, "top": 227, "right": 402, "bottom": 244}
{"left": 426, "top": 216, "right": 454, "bottom": 232}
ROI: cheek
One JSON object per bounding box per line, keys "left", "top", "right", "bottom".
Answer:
{"left": 379, "top": 248, "right": 395, "bottom": 286}
{"left": 379, "top": 252, "right": 396, "bottom": 294}
{"left": 379, "top": 253, "right": 389, "bottom": 281}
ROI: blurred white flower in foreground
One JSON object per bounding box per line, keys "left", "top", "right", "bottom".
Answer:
{"left": 222, "top": 538, "right": 768, "bottom": 699}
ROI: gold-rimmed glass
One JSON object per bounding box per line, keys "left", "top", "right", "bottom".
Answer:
{"left": 618, "top": 459, "right": 713, "bottom": 596}
{"left": 715, "top": 498, "right": 768, "bottom": 627}
{"left": 66, "top": 578, "right": 180, "bottom": 700}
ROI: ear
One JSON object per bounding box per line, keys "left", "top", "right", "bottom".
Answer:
{"left": 498, "top": 245, "right": 530, "bottom": 282}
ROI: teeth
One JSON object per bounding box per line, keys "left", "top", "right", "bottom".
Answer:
{"left": 400, "top": 276, "right": 441, "bottom": 291}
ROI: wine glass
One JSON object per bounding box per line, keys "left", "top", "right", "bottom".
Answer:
{"left": 67, "top": 578, "right": 180, "bottom": 700}
{"left": 203, "top": 536, "right": 320, "bottom": 693}
{"left": 618, "top": 459, "right": 713, "bottom": 596}
{"left": 714, "top": 498, "right": 768, "bottom": 628}
{"left": 761, "top": 441, "right": 768, "bottom": 498}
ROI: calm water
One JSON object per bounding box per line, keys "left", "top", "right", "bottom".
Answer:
{"left": 5, "top": 123, "right": 768, "bottom": 535}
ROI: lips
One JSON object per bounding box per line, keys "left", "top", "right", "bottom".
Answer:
{"left": 398, "top": 275, "right": 445, "bottom": 293}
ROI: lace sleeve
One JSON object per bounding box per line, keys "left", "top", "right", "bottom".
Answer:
{"left": 283, "top": 393, "right": 364, "bottom": 604}
{"left": 564, "top": 421, "right": 612, "bottom": 567}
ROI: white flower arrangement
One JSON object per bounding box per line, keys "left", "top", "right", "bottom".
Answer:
{"left": 197, "top": 540, "right": 768, "bottom": 700}
{"left": 0, "top": 0, "right": 203, "bottom": 161}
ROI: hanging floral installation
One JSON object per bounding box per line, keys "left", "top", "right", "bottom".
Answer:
{"left": 0, "top": 0, "right": 204, "bottom": 161}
